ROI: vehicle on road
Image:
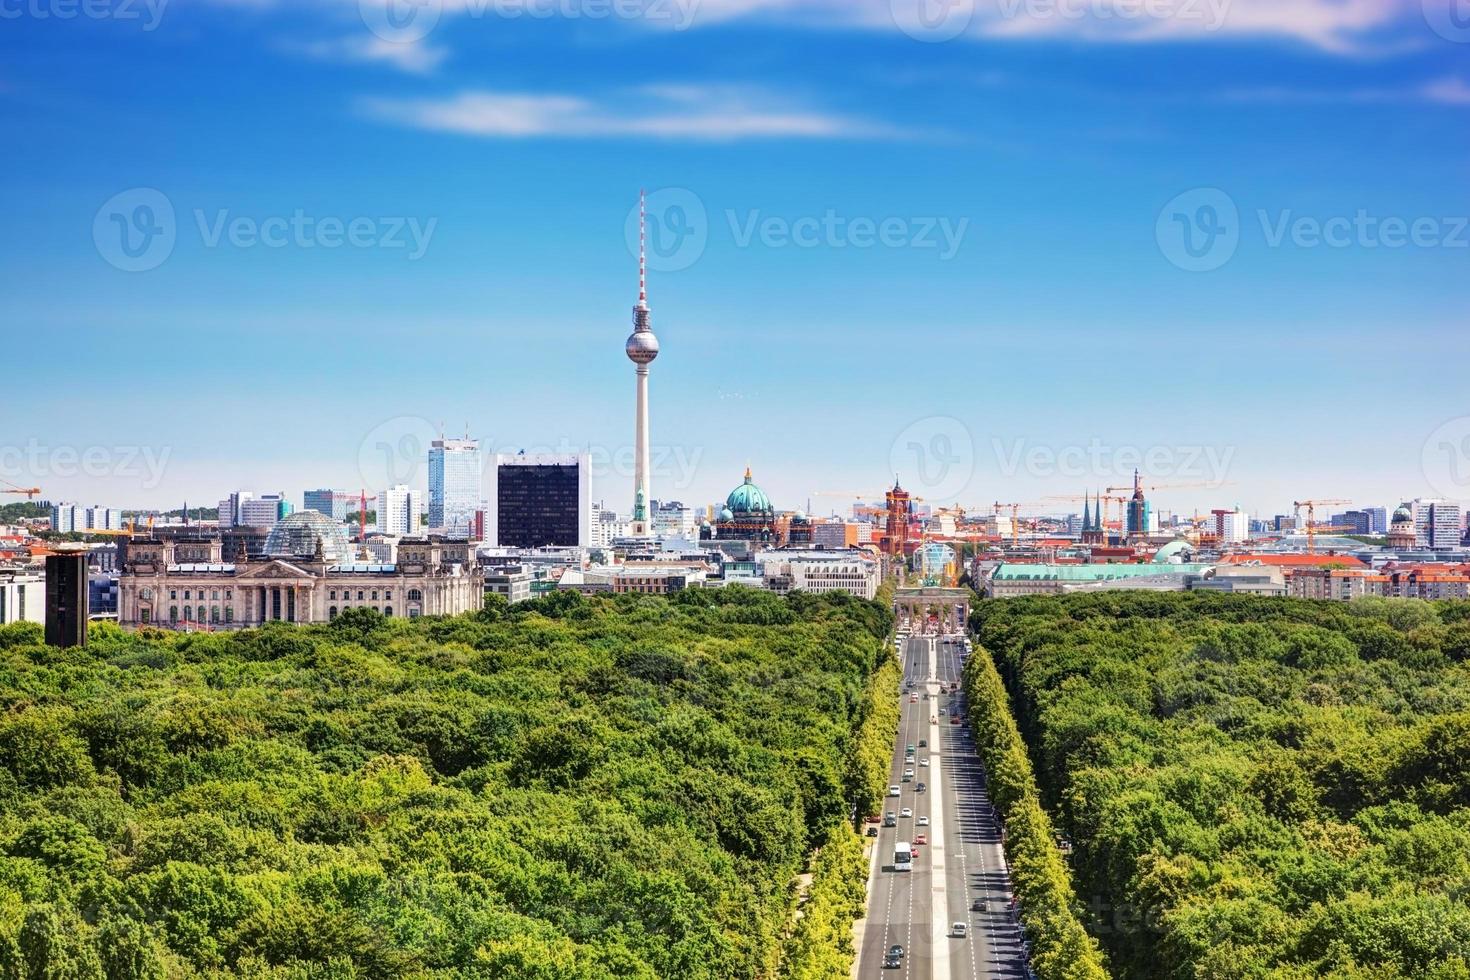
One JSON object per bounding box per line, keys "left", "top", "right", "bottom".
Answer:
{"left": 973, "top": 899, "right": 988, "bottom": 912}
{"left": 899, "top": 807, "right": 912, "bottom": 818}
{"left": 918, "top": 739, "right": 926, "bottom": 747}
{"left": 914, "top": 834, "right": 927, "bottom": 845}
{"left": 889, "top": 785, "right": 901, "bottom": 797}
{"left": 917, "top": 815, "right": 929, "bottom": 826}
{"left": 909, "top": 694, "right": 918, "bottom": 702}
{"left": 919, "top": 758, "right": 929, "bottom": 766}
{"left": 894, "top": 842, "right": 912, "bottom": 872}
{"left": 883, "top": 812, "right": 896, "bottom": 827}
{"left": 952, "top": 922, "right": 968, "bottom": 938}
{"left": 866, "top": 826, "right": 878, "bottom": 837}
{"left": 883, "top": 954, "right": 900, "bottom": 969}
{"left": 888, "top": 945, "right": 904, "bottom": 960}
{"left": 904, "top": 768, "right": 914, "bottom": 779}
{"left": 915, "top": 782, "right": 925, "bottom": 793}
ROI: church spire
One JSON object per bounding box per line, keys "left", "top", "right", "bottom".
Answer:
{"left": 1082, "top": 492, "right": 1091, "bottom": 532}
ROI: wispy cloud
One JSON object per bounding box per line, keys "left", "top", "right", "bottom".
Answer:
{"left": 1215, "top": 76, "right": 1470, "bottom": 106}
{"left": 284, "top": 34, "right": 448, "bottom": 73}
{"left": 1424, "top": 77, "right": 1470, "bottom": 105}
{"left": 212, "top": 0, "right": 1430, "bottom": 56}
{"left": 362, "top": 85, "right": 905, "bottom": 140}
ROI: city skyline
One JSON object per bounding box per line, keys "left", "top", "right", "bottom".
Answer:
{"left": 3, "top": 1, "right": 1468, "bottom": 516}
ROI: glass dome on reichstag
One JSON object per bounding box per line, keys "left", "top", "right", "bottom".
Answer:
{"left": 263, "top": 511, "right": 353, "bottom": 562}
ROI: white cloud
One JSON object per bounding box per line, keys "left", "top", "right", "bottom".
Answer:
{"left": 287, "top": 35, "right": 449, "bottom": 73}
{"left": 1423, "top": 77, "right": 1470, "bottom": 105}
{"left": 362, "top": 85, "right": 903, "bottom": 140}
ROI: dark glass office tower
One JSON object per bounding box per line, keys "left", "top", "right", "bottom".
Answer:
{"left": 493, "top": 454, "right": 590, "bottom": 548}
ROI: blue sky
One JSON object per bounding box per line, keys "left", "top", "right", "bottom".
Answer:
{"left": 2, "top": 0, "right": 1468, "bottom": 520}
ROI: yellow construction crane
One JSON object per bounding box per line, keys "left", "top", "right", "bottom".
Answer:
{"left": 1293, "top": 499, "right": 1352, "bottom": 554}
{"left": 992, "top": 502, "right": 1050, "bottom": 547}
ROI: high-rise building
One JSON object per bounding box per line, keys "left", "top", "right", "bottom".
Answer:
{"left": 428, "top": 438, "right": 482, "bottom": 539}
{"left": 85, "top": 506, "right": 124, "bottom": 531}
{"left": 49, "top": 502, "right": 82, "bottom": 532}
{"left": 625, "top": 191, "right": 660, "bottom": 537}
{"left": 1412, "top": 498, "right": 1462, "bottom": 551}
{"left": 489, "top": 453, "right": 591, "bottom": 548}
{"left": 652, "top": 499, "right": 696, "bottom": 540}
{"left": 239, "top": 493, "right": 291, "bottom": 529}
{"left": 377, "top": 486, "right": 422, "bottom": 536}
{"left": 303, "top": 489, "right": 356, "bottom": 521}
{"left": 1126, "top": 470, "right": 1151, "bottom": 540}
{"left": 1214, "top": 508, "right": 1250, "bottom": 544}
{"left": 218, "top": 491, "right": 253, "bottom": 529}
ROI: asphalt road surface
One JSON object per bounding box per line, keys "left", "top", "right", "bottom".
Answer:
{"left": 856, "top": 634, "right": 1030, "bottom": 979}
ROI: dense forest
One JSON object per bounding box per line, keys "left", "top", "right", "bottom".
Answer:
{"left": 0, "top": 586, "right": 892, "bottom": 978}
{"left": 973, "top": 592, "right": 1470, "bottom": 980}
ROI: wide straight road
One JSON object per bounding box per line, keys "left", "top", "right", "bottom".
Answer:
{"left": 856, "top": 633, "right": 1030, "bottom": 979}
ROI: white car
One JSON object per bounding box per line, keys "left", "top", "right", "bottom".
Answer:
{"left": 899, "top": 807, "right": 913, "bottom": 819}
{"left": 919, "top": 758, "right": 930, "bottom": 767}
{"left": 904, "top": 768, "right": 915, "bottom": 779}
{"left": 917, "top": 815, "right": 930, "bottom": 827}
{"left": 889, "top": 785, "right": 901, "bottom": 797}
{"left": 952, "top": 922, "right": 967, "bottom": 939}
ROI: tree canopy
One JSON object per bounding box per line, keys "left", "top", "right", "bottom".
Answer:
{"left": 972, "top": 592, "right": 1470, "bottom": 980}
{"left": 0, "top": 586, "right": 892, "bottom": 979}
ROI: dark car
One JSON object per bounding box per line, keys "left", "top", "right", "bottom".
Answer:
{"left": 883, "top": 954, "right": 901, "bottom": 969}
{"left": 866, "top": 825, "right": 878, "bottom": 837}
{"left": 918, "top": 739, "right": 927, "bottom": 747}
{"left": 888, "top": 945, "right": 904, "bottom": 959}
{"left": 973, "top": 898, "right": 988, "bottom": 912}
{"left": 916, "top": 782, "right": 926, "bottom": 793}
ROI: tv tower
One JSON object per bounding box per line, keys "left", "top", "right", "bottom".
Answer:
{"left": 625, "top": 189, "right": 660, "bottom": 537}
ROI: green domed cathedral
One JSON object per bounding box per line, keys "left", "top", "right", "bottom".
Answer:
{"left": 709, "top": 467, "right": 778, "bottom": 543}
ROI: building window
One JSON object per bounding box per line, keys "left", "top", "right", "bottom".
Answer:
{"left": 225, "top": 590, "right": 232, "bottom": 599}
{"left": 371, "top": 590, "right": 379, "bottom": 601}
{"left": 212, "top": 590, "right": 220, "bottom": 600}
{"left": 408, "top": 589, "right": 423, "bottom": 602}
{"left": 169, "top": 590, "right": 177, "bottom": 600}
{"left": 211, "top": 607, "right": 220, "bottom": 623}
{"left": 385, "top": 590, "right": 392, "bottom": 600}
{"left": 140, "top": 609, "right": 151, "bottom": 624}
{"left": 169, "top": 606, "right": 178, "bottom": 621}
{"left": 329, "top": 590, "right": 337, "bottom": 600}
{"left": 329, "top": 606, "right": 338, "bottom": 619}
{"left": 383, "top": 607, "right": 392, "bottom": 617}
{"left": 225, "top": 608, "right": 233, "bottom": 623}
{"left": 140, "top": 587, "right": 153, "bottom": 600}
{"left": 357, "top": 591, "right": 365, "bottom": 601}
{"left": 183, "top": 606, "right": 192, "bottom": 622}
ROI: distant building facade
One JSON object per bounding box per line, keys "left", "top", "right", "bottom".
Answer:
{"left": 489, "top": 453, "right": 591, "bottom": 549}
{"left": 429, "top": 438, "right": 482, "bottom": 538}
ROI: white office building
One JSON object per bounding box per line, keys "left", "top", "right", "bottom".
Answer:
{"left": 652, "top": 500, "right": 696, "bottom": 540}
{"left": 239, "top": 493, "right": 290, "bottom": 529}
{"left": 378, "top": 485, "right": 422, "bottom": 536}
{"left": 1217, "top": 509, "right": 1251, "bottom": 544}
{"left": 50, "top": 502, "right": 83, "bottom": 532}
{"left": 429, "top": 438, "right": 482, "bottom": 539}
{"left": 0, "top": 567, "right": 44, "bottom": 625}
{"left": 1413, "top": 498, "right": 1462, "bottom": 551}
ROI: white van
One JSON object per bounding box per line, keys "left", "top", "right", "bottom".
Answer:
{"left": 951, "top": 922, "right": 967, "bottom": 939}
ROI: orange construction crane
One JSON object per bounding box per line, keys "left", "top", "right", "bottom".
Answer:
{"left": 1, "top": 479, "right": 41, "bottom": 499}
{"left": 1293, "top": 499, "right": 1352, "bottom": 554}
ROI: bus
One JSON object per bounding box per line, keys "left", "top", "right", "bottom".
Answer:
{"left": 894, "top": 842, "right": 913, "bottom": 872}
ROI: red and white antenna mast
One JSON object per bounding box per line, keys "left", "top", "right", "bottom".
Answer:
{"left": 637, "top": 187, "right": 647, "bottom": 308}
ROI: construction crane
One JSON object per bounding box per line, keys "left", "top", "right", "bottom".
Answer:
{"left": 1, "top": 479, "right": 41, "bottom": 499}
{"left": 1044, "top": 494, "right": 1128, "bottom": 534}
{"left": 992, "top": 502, "right": 1051, "bottom": 547}
{"left": 1293, "top": 499, "right": 1352, "bottom": 554}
